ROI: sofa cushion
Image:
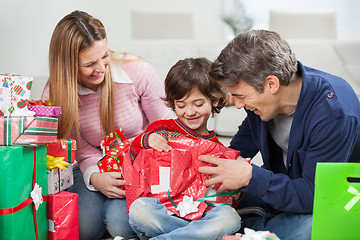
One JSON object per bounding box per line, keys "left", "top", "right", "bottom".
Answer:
{"left": 289, "top": 40, "right": 358, "bottom": 93}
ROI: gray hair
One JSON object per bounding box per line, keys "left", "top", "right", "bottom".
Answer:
{"left": 210, "top": 30, "right": 298, "bottom": 92}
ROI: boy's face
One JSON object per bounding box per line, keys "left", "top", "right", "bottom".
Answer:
{"left": 174, "top": 87, "right": 213, "bottom": 135}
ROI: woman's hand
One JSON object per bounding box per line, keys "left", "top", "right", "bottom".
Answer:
{"left": 148, "top": 133, "right": 172, "bottom": 152}
{"left": 90, "top": 172, "right": 126, "bottom": 199}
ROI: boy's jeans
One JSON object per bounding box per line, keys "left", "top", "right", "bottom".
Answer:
{"left": 129, "top": 197, "right": 241, "bottom": 240}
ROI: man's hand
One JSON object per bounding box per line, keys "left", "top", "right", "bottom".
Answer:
{"left": 148, "top": 133, "right": 172, "bottom": 152}
{"left": 91, "top": 172, "right": 126, "bottom": 198}
{"left": 198, "top": 155, "right": 253, "bottom": 193}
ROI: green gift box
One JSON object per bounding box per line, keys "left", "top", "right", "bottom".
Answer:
{"left": 312, "top": 162, "right": 360, "bottom": 240}
{"left": 0, "top": 145, "right": 48, "bottom": 240}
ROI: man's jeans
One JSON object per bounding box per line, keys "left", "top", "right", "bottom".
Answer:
{"left": 67, "top": 166, "right": 138, "bottom": 240}
{"left": 129, "top": 197, "right": 241, "bottom": 240}
{"left": 238, "top": 193, "right": 313, "bottom": 240}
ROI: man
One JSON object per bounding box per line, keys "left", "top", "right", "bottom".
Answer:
{"left": 199, "top": 30, "right": 360, "bottom": 240}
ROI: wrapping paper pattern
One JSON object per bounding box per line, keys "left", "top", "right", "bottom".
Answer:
{"left": 47, "top": 139, "right": 77, "bottom": 164}
{"left": 98, "top": 128, "right": 131, "bottom": 190}
{"left": 98, "top": 156, "right": 123, "bottom": 173}
{"left": 0, "top": 145, "right": 48, "bottom": 240}
{"left": 0, "top": 116, "right": 58, "bottom": 146}
{"left": 47, "top": 164, "right": 74, "bottom": 195}
{"left": 0, "top": 74, "right": 33, "bottom": 116}
{"left": 123, "top": 137, "right": 240, "bottom": 220}
{"left": 27, "top": 105, "right": 62, "bottom": 117}
{"left": 48, "top": 191, "right": 79, "bottom": 240}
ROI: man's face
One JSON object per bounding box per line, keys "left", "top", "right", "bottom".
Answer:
{"left": 227, "top": 80, "right": 278, "bottom": 122}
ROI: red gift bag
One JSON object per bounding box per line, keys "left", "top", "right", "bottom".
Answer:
{"left": 123, "top": 136, "right": 240, "bottom": 220}
{"left": 97, "top": 128, "right": 131, "bottom": 190}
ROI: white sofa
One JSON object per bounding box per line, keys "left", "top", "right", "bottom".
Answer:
{"left": 116, "top": 40, "right": 360, "bottom": 137}
{"left": 31, "top": 39, "right": 360, "bottom": 137}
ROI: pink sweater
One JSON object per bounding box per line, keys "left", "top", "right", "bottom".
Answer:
{"left": 43, "top": 54, "right": 174, "bottom": 190}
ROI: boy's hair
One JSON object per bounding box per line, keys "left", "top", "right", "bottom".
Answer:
{"left": 163, "top": 57, "right": 226, "bottom": 114}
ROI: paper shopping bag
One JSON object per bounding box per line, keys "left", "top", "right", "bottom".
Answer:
{"left": 312, "top": 162, "right": 360, "bottom": 240}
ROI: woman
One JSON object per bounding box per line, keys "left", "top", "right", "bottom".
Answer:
{"left": 42, "top": 10, "right": 174, "bottom": 240}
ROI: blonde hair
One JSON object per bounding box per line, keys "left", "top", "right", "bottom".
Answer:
{"left": 46, "top": 11, "right": 118, "bottom": 138}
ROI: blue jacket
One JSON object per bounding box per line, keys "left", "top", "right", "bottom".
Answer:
{"left": 230, "top": 61, "right": 360, "bottom": 213}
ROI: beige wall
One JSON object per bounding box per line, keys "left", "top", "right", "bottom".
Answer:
{"left": 0, "top": 0, "right": 224, "bottom": 82}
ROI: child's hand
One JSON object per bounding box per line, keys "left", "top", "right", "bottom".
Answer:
{"left": 148, "top": 133, "right": 172, "bottom": 152}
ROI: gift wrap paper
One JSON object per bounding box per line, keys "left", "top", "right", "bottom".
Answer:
{"left": 0, "top": 74, "right": 33, "bottom": 116}
{"left": 0, "top": 116, "right": 58, "bottom": 146}
{"left": 124, "top": 137, "right": 240, "bottom": 220}
{"left": 47, "top": 139, "right": 77, "bottom": 164}
{"left": 27, "top": 105, "right": 62, "bottom": 117}
{"left": 0, "top": 145, "right": 48, "bottom": 240}
{"left": 98, "top": 129, "right": 131, "bottom": 190}
{"left": 47, "top": 164, "right": 74, "bottom": 195}
{"left": 48, "top": 191, "right": 79, "bottom": 240}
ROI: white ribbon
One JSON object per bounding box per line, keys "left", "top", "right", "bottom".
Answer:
{"left": 344, "top": 186, "right": 360, "bottom": 212}
{"left": 30, "top": 183, "right": 43, "bottom": 210}
{"left": 241, "top": 228, "right": 271, "bottom": 240}
{"left": 176, "top": 195, "right": 201, "bottom": 217}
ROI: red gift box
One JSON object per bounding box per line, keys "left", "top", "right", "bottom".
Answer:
{"left": 47, "top": 139, "right": 77, "bottom": 164}
{"left": 123, "top": 136, "right": 240, "bottom": 220}
{"left": 97, "top": 128, "right": 131, "bottom": 190}
{"left": 48, "top": 191, "right": 79, "bottom": 240}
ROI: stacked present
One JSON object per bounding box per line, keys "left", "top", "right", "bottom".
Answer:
{"left": 0, "top": 73, "right": 32, "bottom": 116}
{"left": 0, "top": 74, "right": 58, "bottom": 146}
{"left": 1, "top": 73, "right": 78, "bottom": 240}
{"left": 47, "top": 138, "right": 79, "bottom": 240}
{"left": 0, "top": 145, "right": 48, "bottom": 240}
{"left": 0, "top": 74, "right": 58, "bottom": 239}
{"left": 97, "top": 128, "right": 131, "bottom": 190}
{"left": 47, "top": 139, "right": 76, "bottom": 195}
{"left": 27, "top": 99, "right": 62, "bottom": 117}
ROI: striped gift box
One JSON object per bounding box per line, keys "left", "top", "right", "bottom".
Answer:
{"left": 0, "top": 116, "right": 58, "bottom": 146}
